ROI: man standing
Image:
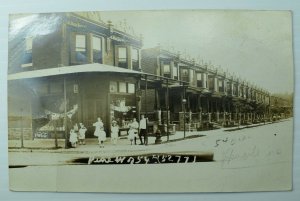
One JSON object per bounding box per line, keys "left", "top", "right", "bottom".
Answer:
{"left": 139, "top": 115, "right": 148, "bottom": 145}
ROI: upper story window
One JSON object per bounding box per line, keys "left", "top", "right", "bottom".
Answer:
{"left": 75, "top": 34, "right": 87, "bottom": 62}
{"left": 118, "top": 47, "right": 128, "bottom": 68}
{"left": 173, "top": 66, "right": 178, "bottom": 80}
{"left": 21, "top": 37, "right": 33, "bottom": 68}
{"left": 181, "top": 68, "right": 189, "bottom": 82}
{"left": 208, "top": 75, "right": 214, "bottom": 91}
{"left": 196, "top": 73, "right": 203, "bottom": 88}
{"left": 227, "top": 82, "right": 232, "bottom": 95}
{"left": 238, "top": 86, "right": 242, "bottom": 97}
{"left": 92, "top": 36, "right": 102, "bottom": 63}
{"left": 218, "top": 80, "right": 224, "bottom": 92}
{"left": 163, "top": 64, "right": 171, "bottom": 78}
{"left": 233, "top": 84, "right": 238, "bottom": 96}
{"left": 132, "top": 48, "right": 140, "bottom": 70}
{"left": 189, "top": 69, "right": 194, "bottom": 84}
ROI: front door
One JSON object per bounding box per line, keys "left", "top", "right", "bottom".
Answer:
{"left": 84, "top": 99, "right": 105, "bottom": 130}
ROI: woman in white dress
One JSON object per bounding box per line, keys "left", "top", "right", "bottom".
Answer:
{"left": 93, "top": 117, "right": 106, "bottom": 148}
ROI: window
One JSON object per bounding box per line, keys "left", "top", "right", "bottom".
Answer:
{"left": 196, "top": 73, "right": 203, "bottom": 87}
{"left": 119, "top": 82, "right": 127, "bottom": 93}
{"left": 227, "top": 82, "right": 232, "bottom": 95}
{"left": 21, "top": 37, "right": 33, "bottom": 68}
{"left": 128, "top": 83, "right": 135, "bottom": 93}
{"left": 118, "top": 47, "right": 127, "bottom": 68}
{"left": 163, "top": 64, "right": 171, "bottom": 78}
{"left": 92, "top": 36, "right": 102, "bottom": 63}
{"left": 181, "top": 68, "right": 189, "bottom": 82}
{"left": 233, "top": 84, "right": 238, "bottom": 96}
{"left": 110, "top": 81, "right": 118, "bottom": 93}
{"left": 75, "top": 35, "right": 87, "bottom": 62}
{"left": 208, "top": 75, "right": 214, "bottom": 91}
{"left": 239, "top": 86, "right": 243, "bottom": 97}
{"left": 218, "top": 80, "right": 224, "bottom": 92}
{"left": 173, "top": 66, "right": 178, "bottom": 80}
{"left": 189, "top": 69, "right": 194, "bottom": 83}
{"left": 132, "top": 48, "right": 140, "bottom": 70}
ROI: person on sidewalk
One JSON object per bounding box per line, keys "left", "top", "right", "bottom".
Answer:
{"left": 128, "top": 118, "right": 139, "bottom": 145}
{"left": 111, "top": 120, "right": 119, "bottom": 145}
{"left": 69, "top": 127, "right": 78, "bottom": 148}
{"left": 139, "top": 115, "right": 148, "bottom": 145}
{"left": 93, "top": 117, "right": 106, "bottom": 148}
{"left": 78, "top": 123, "right": 87, "bottom": 145}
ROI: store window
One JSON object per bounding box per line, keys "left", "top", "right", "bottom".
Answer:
{"left": 92, "top": 36, "right": 102, "bottom": 63}
{"left": 118, "top": 47, "right": 127, "bottom": 68}
{"left": 110, "top": 81, "right": 118, "bottom": 93}
{"left": 21, "top": 37, "right": 33, "bottom": 68}
{"left": 128, "top": 83, "right": 135, "bottom": 93}
{"left": 119, "top": 82, "right": 127, "bottom": 93}
{"left": 132, "top": 48, "right": 140, "bottom": 70}
{"left": 75, "top": 34, "right": 87, "bottom": 62}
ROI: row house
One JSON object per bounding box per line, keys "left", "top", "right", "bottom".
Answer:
{"left": 141, "top": 46, "right": 272, "bottom": 130}
{"left": 8, "top": 12, "right": 287, "bottom": 142}
{"left": 8, "top": 12, "right": 145, "bottom": 141}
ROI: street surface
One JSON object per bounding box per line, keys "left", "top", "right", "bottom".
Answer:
{"left": 8, "top": 119, "right": 293, "bottom": 192}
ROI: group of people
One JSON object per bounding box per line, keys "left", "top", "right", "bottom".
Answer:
{"left": 69, "top": 115, "right": 148, "bottom": 148}
{"left": 69, "top": 123, "right": 88, "bottom": 148}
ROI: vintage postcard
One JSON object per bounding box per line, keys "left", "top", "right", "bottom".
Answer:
{"left": 8, "top": 10, "right": 294, "bottom": 192}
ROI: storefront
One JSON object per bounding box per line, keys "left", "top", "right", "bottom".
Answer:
{"left": 8, "top": 63, "right": 144, "bottom": 140}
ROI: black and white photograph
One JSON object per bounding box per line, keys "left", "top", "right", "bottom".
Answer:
{"left": 7, "top": 10, "right": 294, "bottom": 192}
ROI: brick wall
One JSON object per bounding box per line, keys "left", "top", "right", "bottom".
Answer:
{"left": 141, "top": 89, "right": 156, "bottom": 113}
{"left": 141, "top": 48, "right": 159, "bottom": 75}
{"left": 33, "top": 27, "right": 63, "bottom": 69}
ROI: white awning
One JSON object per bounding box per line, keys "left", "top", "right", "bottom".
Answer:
{"left": 8, "top": 63, "right": 145, "bottom": 80}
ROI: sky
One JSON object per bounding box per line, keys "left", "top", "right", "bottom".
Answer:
{"left": 100, "top": 10, "right": 294, "bottom": 94}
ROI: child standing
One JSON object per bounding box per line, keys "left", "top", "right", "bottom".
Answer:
{"left": 93, "top": 117, "right": 106, "bottom": 148}
{"left": 128, "top": 118, "right": 139, "bottom": 145}
{"left": 111, "top": 120, "right": 119, "bottom": 145}
{"left": 69, "top": 127, "right": 78, "bottom": 148}
{"left": 78, "top": 123, "right": 87, "bottom": 145}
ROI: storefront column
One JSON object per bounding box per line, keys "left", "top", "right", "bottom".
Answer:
{"left": 136, "top": 78, "right": 141, "bottom": 122}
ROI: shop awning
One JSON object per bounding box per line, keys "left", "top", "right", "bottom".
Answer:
{"left": 8, "top": 63, "right": 146, "bottom": 80}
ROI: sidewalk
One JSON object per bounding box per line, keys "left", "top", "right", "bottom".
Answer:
{"left": 8, "top": 119, "right": 285, "bottom": 153}
{"left": 8, "top": 129, "right": 208, "bottom": 152}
